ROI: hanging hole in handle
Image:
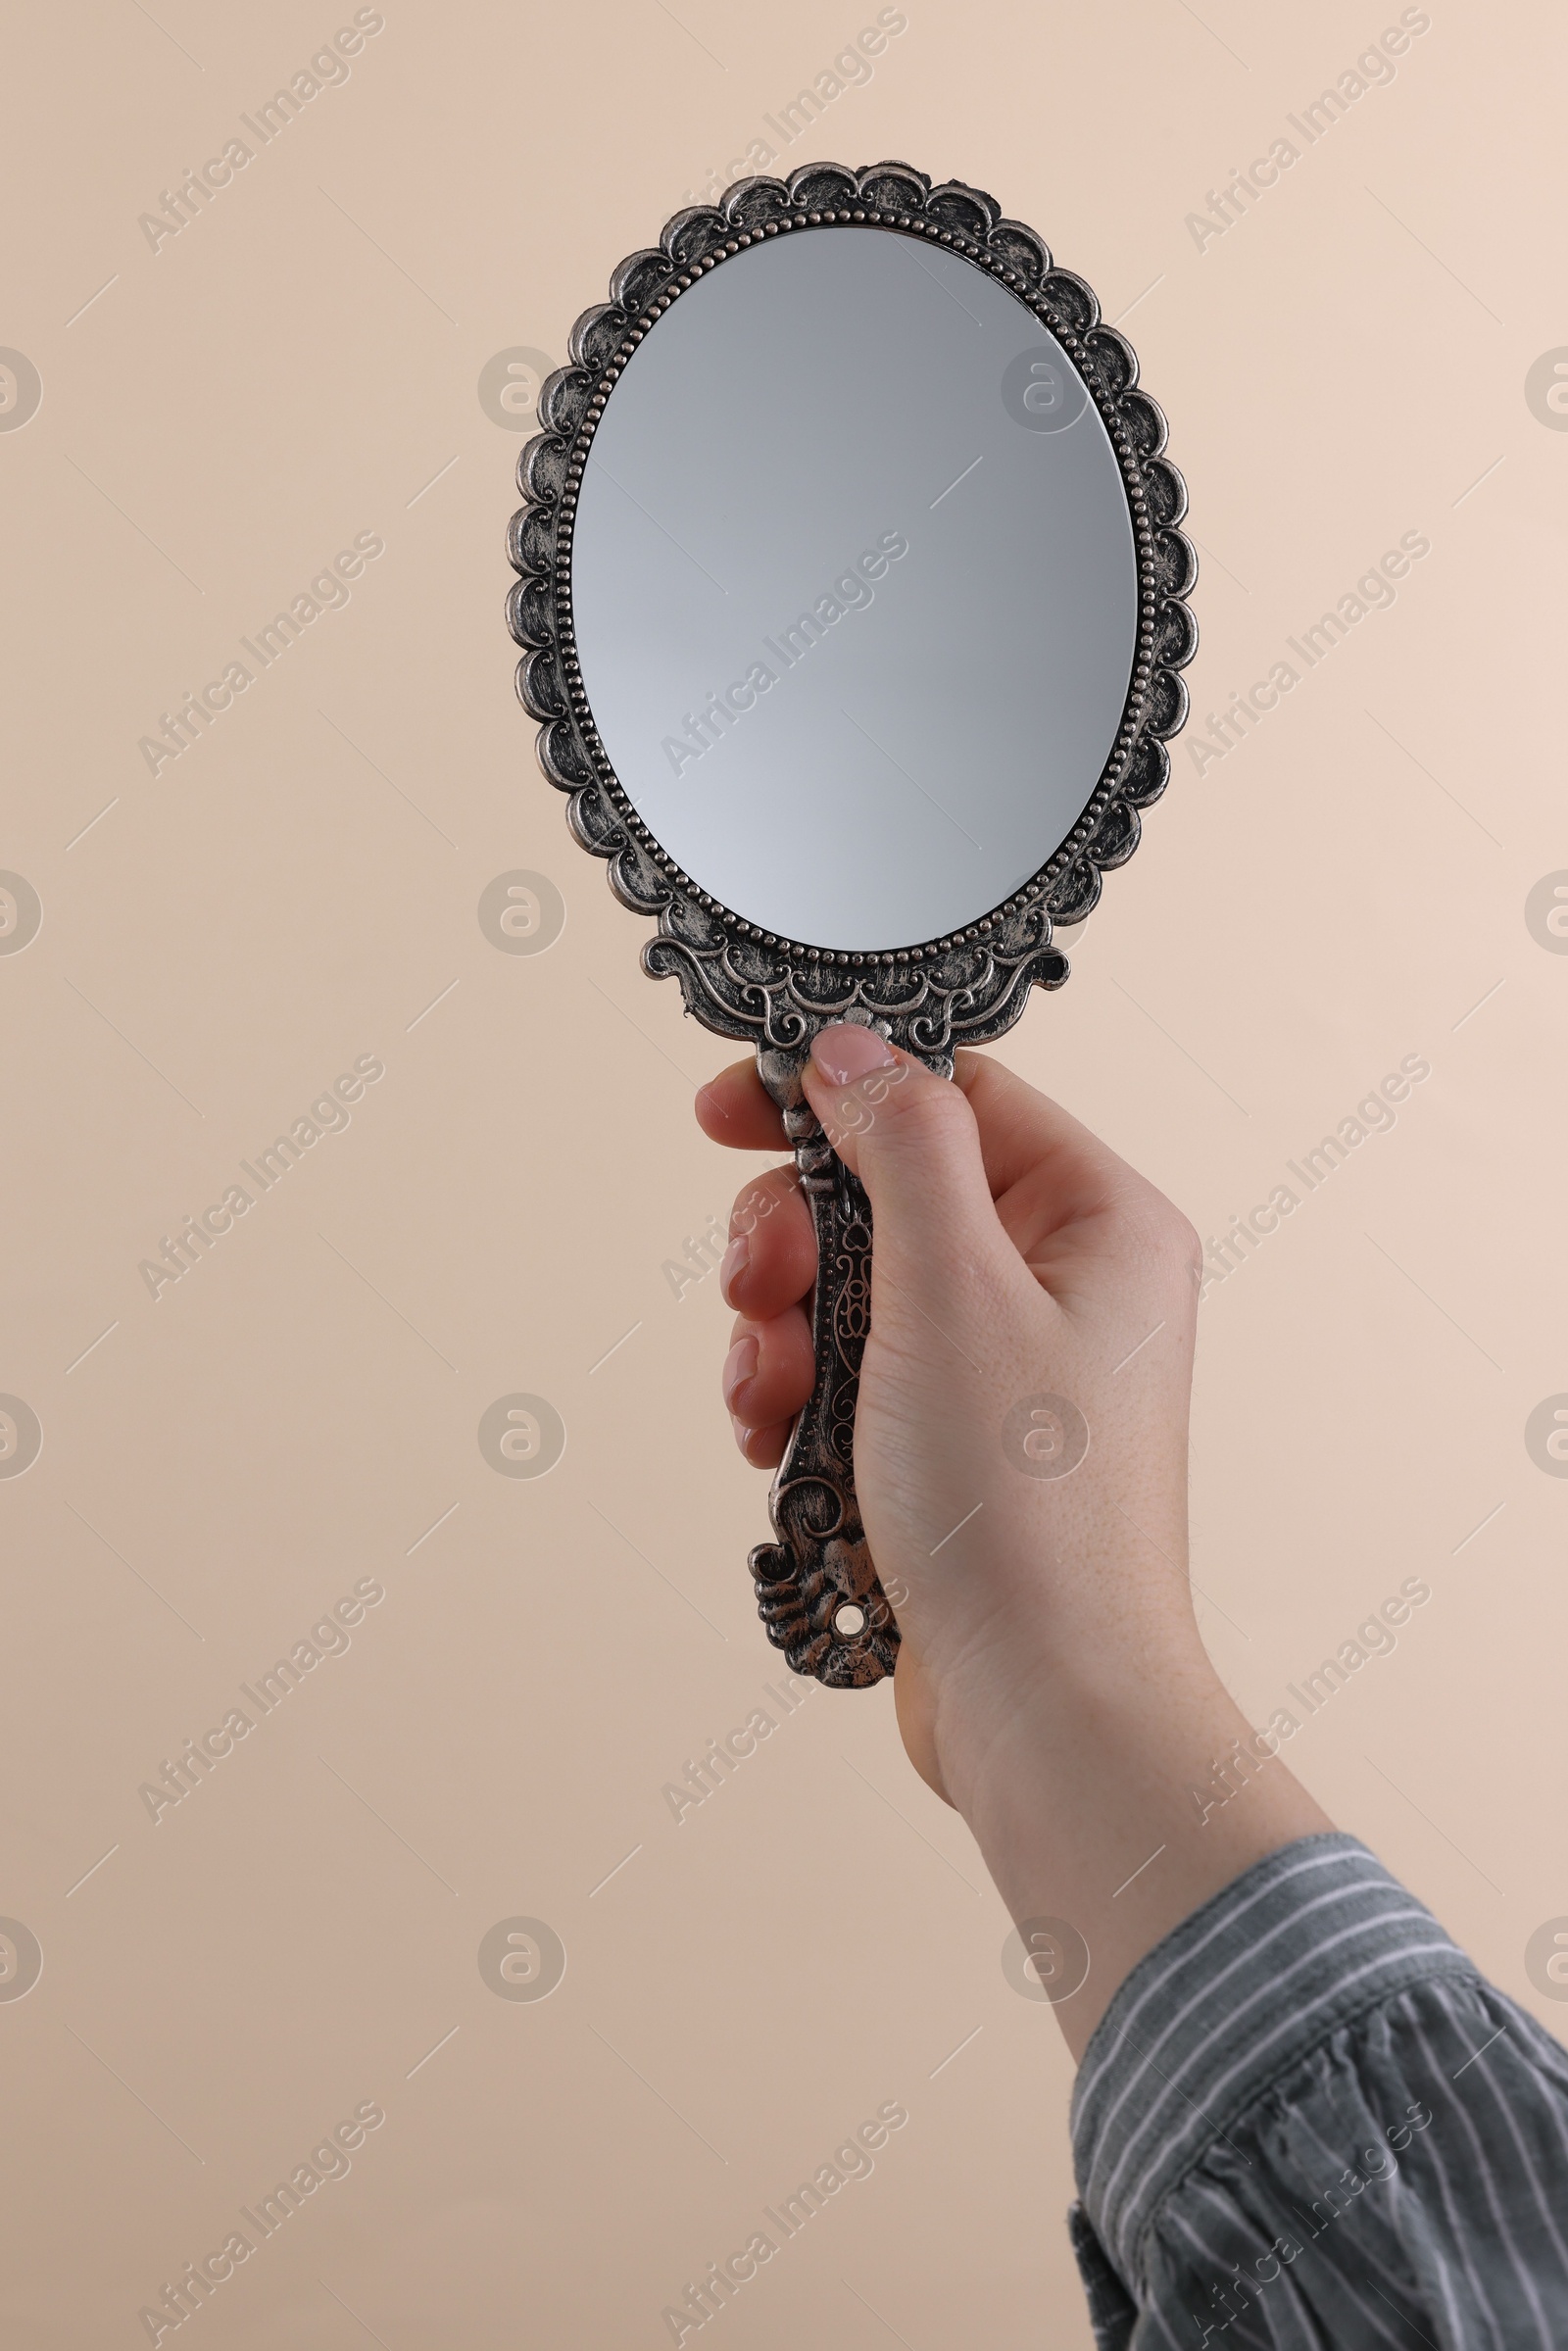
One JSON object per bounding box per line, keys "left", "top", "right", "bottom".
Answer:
{"left": 833, "top": 1602, "right": 866, "bottom": 1640}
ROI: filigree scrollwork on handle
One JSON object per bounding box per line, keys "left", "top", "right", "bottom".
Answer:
{"left": 748, "top": 1060, "right": 901, "bottom": 1688}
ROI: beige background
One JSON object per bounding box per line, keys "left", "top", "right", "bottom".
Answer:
{"left": 3, "top": 0, "right": 1566, "bottom": 2341}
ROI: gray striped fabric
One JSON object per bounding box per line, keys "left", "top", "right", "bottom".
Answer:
{"left": 1067, "top": 1833, "right": 1568, "bottom": 2348}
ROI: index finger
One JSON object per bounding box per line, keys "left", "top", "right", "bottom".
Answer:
{"left": 695, "top": 1058, "right": 788, "bottom": 1150}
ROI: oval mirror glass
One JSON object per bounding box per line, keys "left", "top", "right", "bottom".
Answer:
{"left": 569, "top": 223, "right": 1140, "bottom": 951}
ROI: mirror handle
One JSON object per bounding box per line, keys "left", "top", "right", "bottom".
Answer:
{"left": 747, "top": 1060, "right": 902, "bottom": 1689}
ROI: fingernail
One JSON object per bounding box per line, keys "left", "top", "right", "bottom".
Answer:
{"left": 810, "top": 1023, "right": 897, "bottom": 1087}
{"left": 721, "top": 1334, "right": 759, "bottom": 1411}
{"left": 719, "top": 1234, "right": 750, "bottom": 1300}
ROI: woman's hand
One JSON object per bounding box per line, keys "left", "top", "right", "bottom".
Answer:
{"left": 698, "top": 1025, "right": 1331, "bottom": 2055}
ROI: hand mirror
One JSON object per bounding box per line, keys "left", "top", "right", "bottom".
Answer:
{"left": 507, "top": 158, "right": 1196, "bottom": 1690}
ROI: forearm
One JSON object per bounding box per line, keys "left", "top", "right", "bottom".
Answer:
{"left": 945, "top": 1606, "right": 1333, "bottom": 2061}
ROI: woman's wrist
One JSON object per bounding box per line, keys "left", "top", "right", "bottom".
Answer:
{"left": 931, "top": 1610, "right": 1333, "bottom": 2057}
{"left": 911, "top": 1513, "right": 1204, "bottom": 1807}
{"left": 930, "top": 1600, "right": 1210, "bottom": 1825}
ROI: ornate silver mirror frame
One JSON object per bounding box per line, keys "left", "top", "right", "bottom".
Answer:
{"left": 507, "top": 157, "right": 1197, "bottom": 1689}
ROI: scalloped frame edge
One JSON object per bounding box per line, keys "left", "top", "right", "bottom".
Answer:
{"left": 506, "top": 157, "right": 1198, "bottom": 1063}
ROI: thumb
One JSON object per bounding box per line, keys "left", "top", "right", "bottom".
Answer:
{"left": 801, "top": 1024, "right": 1000, "bottom": 1273}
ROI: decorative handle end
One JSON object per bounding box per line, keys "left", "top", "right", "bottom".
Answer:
{"left": 749, "top": 1533, "right": 900, "bottom": 1688}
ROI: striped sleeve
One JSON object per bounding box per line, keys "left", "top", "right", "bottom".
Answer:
{"left": 1066, "top": 1832, "right": 1568, "bottom": 2349}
